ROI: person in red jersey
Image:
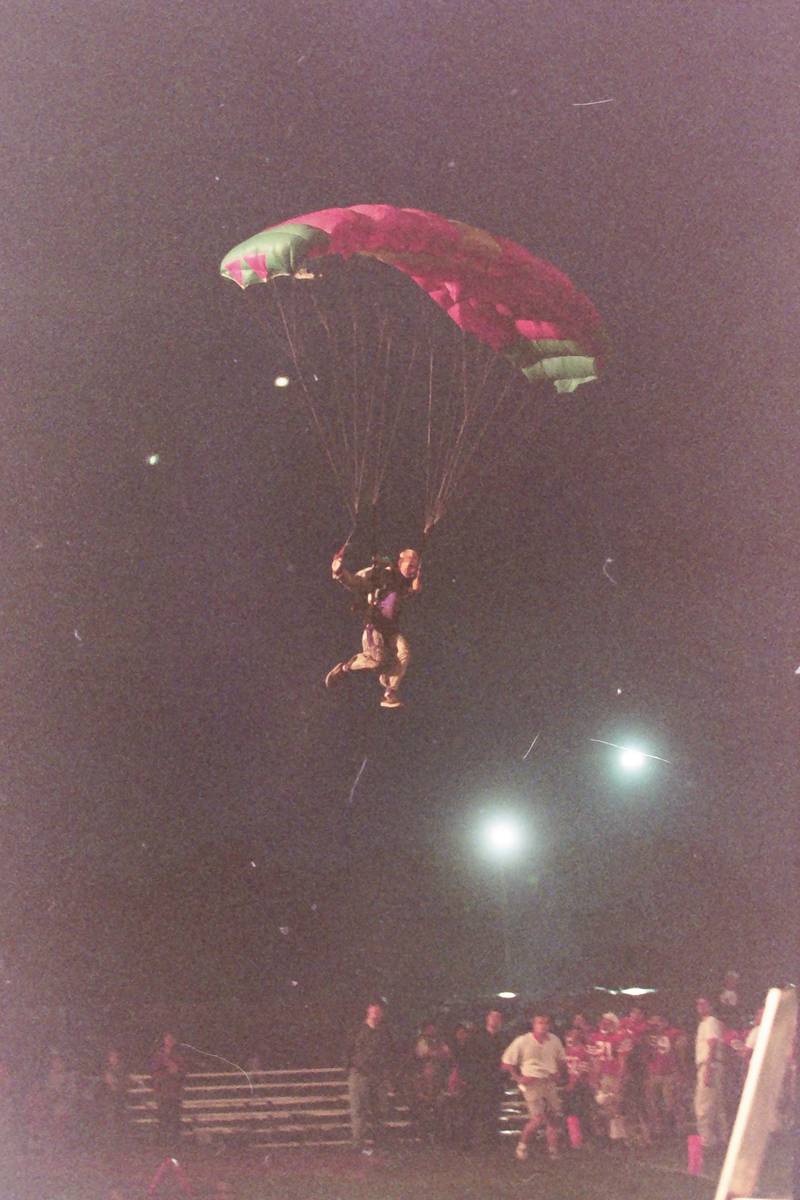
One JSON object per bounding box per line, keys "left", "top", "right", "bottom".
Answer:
{"left": 563, "top": 1028, "right": 594, "bottom": 1146}
{"left": 587, "top": 1013, "right": 627, "bottom": 1141}
{"left": 645, "top": 1014, "right": 685, "bottom": 1137}
{"left": 620, "top": 1005, "right": 649, "bottom": 1040}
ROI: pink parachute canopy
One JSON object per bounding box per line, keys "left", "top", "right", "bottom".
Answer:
{"left": 221, "top": 204, "right": 606, "bottom": 391}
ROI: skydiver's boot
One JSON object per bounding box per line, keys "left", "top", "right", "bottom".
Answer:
{"left": 380, "top": 688, "right": 404, "bottom": 709}
{"left": 325, "top": 662, "right": 350, "bottom": 689}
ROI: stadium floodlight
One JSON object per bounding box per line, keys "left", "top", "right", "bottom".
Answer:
{"left": 619, "top": 747, "right": 647, "bottom": 771}
{"left": 482, "top": 814, "right": 526, "bottom": 859}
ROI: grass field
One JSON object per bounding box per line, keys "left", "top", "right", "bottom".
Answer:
{"left": 0, "top": 1136, "right": 793, "bottom": 1200}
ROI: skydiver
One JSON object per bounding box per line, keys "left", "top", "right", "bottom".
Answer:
{"left": 324, "top": 545, "right": 421, "bottom": 709}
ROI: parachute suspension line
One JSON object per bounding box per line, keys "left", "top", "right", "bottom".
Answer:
{"left": 426, "top": 339, "right": 514, "bottom": 531}
{"left": 453, "top": 379, "right": 534, "bottom": 535}
{"left": 423, "top": 333, "right": 458, "bottom": 530}
{"left": 355, "top": 311, "right": 388, "bottom": 514}
{"left": 308, "top": 282, "right": 354, "bottom": 486}
{"left": 349, "top": 289, "right": 362, "bottom": 514}
{"left": 369, "top": 498, "right": 379, "bottom": 562}
{"left": 367, "top": 322, "right": 392, "bottom": 510}
{"left": 371, "top": 333, "right": 419, "bottom": 513}
{"left": 426, "top": 332, "right": 474, "bottom": 529}
{"left": 274, "top": 287, "right": 356, "bottom": 526}
{"left": 424, "top": 344, "right": 435, "bottom": 534}
{"left": 441, "top": 361, "right": 515, "bottom": 517}
{"left": 369, "top": 323, "right": 392, "bottom": 509}
{"left": 444, "top": 350, "right": 512, "bottom": 515}
{"left": 440, "top": 361, "right": 535, "bottom": 535}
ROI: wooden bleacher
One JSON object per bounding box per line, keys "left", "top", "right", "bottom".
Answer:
{"left": 127, "top": 1067, "right": 526, "bottom": 1147}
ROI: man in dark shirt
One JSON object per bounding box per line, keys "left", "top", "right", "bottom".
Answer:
{"left": 150, "top": 1032, "right": 187, "bottom": 1149}
{"left": 345, "top": 1001, "right": 395, "bottom": 1151}
{"left": 324, "top": 547, "right": 421, "bottom": 708}
{"left": 460, "top": 1009, "right": 508, "bottom": 1146}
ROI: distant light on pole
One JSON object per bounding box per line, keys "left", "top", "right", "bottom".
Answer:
{"left": 476, "top": 810, "right": 529, "bottom": 993}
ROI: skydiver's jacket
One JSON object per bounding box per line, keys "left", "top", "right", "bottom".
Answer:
{"left": 334, "top": 562, "right": 417, "bottom": 634}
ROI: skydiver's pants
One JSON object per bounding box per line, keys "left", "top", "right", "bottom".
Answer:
{"left": 346, "top": 625, "right": 410, "bottom": 694}
{"left": 694, "top": 1065, "right": 728, "bottom": 1148}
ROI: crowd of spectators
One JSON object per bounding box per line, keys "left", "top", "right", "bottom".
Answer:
{"left": 0, "top": 1030, "right": 186, "bottom": 1155}
{"left": 345, "top": 972, "right": 795, "bottom": 1161}
{"left": 0, "top": 971, "right": 793, "bottom": 1165}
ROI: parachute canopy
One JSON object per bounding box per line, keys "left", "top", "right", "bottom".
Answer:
{"left": 220, "top": 205, "right": 606, "bottom": 394}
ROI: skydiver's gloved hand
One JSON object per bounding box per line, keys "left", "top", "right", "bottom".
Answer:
{"left": 331, "top": 542, "right": 348, "bottom": 578}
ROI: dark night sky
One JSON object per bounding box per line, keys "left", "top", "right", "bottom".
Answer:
{"left": 1, "top": 2, "right": 797, "bottom": 1022}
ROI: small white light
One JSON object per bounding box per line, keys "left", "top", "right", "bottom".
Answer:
{"left": 619, "top": 986, "right": 657, "bottom": 997}
{"left": 146, "top": 453, "right": 160, "bottom": 466}
{"left": 619, "top": 748, "right": 646, "bottom": 770}
{"left": 274, "top": 375, "right": 290, "bottom": 388}
{"left": 497, "top": 991, "right": 516, "bottom": 999}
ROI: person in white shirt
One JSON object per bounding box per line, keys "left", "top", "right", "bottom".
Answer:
{"left": 694, "top": 995, "right": 728, "bottom": 1148}
{"left": 502, "top": 1013, "right": 567, "bottom": 1161}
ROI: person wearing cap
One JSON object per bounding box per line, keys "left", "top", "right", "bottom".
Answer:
{"left": 324, "top": 545, "right": 421, "bottom": 709}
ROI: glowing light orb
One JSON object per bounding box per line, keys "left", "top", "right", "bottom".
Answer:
{"left": 146, "top": 453, "right": 160, "bottom": 466}
{"left": 273, "top": 375, "right": 290, "bottom": 388}
{"left": 619, "top": 747, "right": 646, "bottom": 770}
{"left": 484, "top": 816, "right": 524, "bottom": 857}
